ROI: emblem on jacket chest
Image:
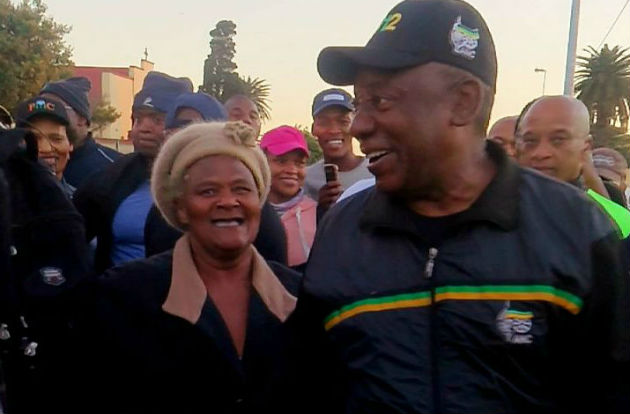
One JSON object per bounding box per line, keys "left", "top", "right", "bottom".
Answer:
{"left": 496, "top": 301, "right": 533, "bottom": 344}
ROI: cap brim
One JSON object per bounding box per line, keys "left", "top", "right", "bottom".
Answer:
{"left": 312, "top": 101, "right": 354, "bottom": 117}
{"left": 597, "top": 168, "right": 622, "bottom": 183}
{"left": 264, "top": 144, "right": 309, "bottom": 157}
{"left": 317, "top": 46, "right": 429, "bottom": 86}
{"left": 17, "top": 113, "right": 69, "bottom": 128}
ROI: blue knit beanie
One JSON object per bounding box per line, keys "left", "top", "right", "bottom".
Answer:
{"left": 40, "top": 77, "right": 92, "bottom": 124}
{"left": 133, "top": 71, "right": 193, "bottom": 114}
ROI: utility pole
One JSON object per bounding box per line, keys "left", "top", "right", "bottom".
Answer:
{"left": 564, "top": 0, "right": 580, "bottom": 95}
{"left": 534, "top": 68, "right": 547, "bottom": 95}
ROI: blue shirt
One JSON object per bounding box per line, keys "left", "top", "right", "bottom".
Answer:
{"left": 110, "top": 181, "right": 153, "bottom": 265}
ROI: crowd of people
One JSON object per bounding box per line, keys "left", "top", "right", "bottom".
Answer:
{"left": 0, "top": 0, "right": 629, "bottom": 413}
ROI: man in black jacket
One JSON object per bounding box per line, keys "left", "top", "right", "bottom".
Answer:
{"left": 40, "top": 77, "right": 121, "bottom": 188}
{"left": 294, "top": 1, "right": 629, "bottom": 413}
{"left": 0, "top": 125, "right": 92, "bottom": 413}
{"left": 74, "top": 71, "right": 193, "bottom": 274}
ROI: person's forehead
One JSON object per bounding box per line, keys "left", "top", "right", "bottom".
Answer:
{"left": 176, "top": 107, "right": 203, "bottom": 119}
{"left": 29, "top": 116, "right": 67, "bottom": 132}
{"left": 134, "top": 107, "right": 164, "bottom": 118}
{"left": 273, "top": 149, "right": 308, "bottom": 160}
{"left": 520, "top": 101, "right": 579, "bottom": 132}
{"left": 488, "top": 118, "right": 516, "bottom": 137}
{"left": 227, "top": 98, "right": 258, "bottom": 113}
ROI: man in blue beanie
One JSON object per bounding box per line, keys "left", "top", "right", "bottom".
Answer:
{"left": 130, "top": 71, "right": 194, "bottom": 158}
{"left": 40, "top": 77, "right": 121, "bottom": 188}
{"left": 74, "top": 71, "right": 193, "bottom": 274}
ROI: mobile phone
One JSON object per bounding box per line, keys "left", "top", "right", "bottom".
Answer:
{"left": 324, "top": 163, "right": 339, "bottom": 183}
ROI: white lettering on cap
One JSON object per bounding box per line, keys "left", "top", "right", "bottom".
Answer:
{"left": 322, "top": 94, "right": 346, "bottom": 102}
{"left": 593, "top": 155, "right": 616, "bottom": 167}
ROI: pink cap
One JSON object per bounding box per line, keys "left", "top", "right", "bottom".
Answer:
{"left": 260, "top": 126, "right": 309, "bottom": 156}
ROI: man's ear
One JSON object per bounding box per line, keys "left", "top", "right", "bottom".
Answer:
{"left": 584, "top": 134, "right": 593, "bottom": 153}
{"left": 450, "top": 79, "right": 482, "bottom": 128}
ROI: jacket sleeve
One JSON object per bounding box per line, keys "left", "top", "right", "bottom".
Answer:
{"left": 580, "top": 231, "right": 629, "bottom": 412}
{"left": 254, "top": 202, "right": 288, "bottom": 265}
{"left": 73, "top": 174, "right": 102, "bottom": 242}
{"left": 288, "top": 286, "right": 347, "bottom": 414}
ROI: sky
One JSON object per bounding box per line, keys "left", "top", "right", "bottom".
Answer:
{"left": 40, "top": 0, "right": 630, "bottom": 133}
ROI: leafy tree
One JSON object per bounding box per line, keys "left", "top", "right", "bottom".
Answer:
{"left": 200, "top": 20, "right": 273, "bottom": 122}
{"left": 91, "top": 100, "right": 121, "bottom": 135}
{"left": 295, "top": 125, "right": 323, "bottom": 165}
{"left": 575, "top": 44, "right": 630, "bottom": 129}
{"left": 0, "top": 0, "right": 73, "bottom": 111}
{"left": 238, "top": 76, "right": 272, "bottom": 122}
{"left": 575, "top": 44, "right": 630, "bottom": 162}
{"left": 200, "top": 20, "right": 241, "bottom": 101}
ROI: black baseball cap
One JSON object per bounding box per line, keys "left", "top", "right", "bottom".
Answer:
{"left": 312, "top": 88, "right": 354, "bottom": 117}
{"left": 317, "top": 0, "right": 497, "bottom": 89}
{"left": 15, "top": 96, "right": 70, "bottom": 128}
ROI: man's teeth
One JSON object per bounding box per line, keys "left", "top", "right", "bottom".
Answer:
{"left": 213, "top": 220, "right": 241, "bottom": 228}
{"left": 367, "top": 150, "right": 390, "bottom": 162}
{"left": 328, "top": 140, "right": 343, "bottom": 146}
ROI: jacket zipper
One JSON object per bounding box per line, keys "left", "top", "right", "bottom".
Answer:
{"left": 424, "top": 248, "right": 438, "bottom": 278}
{"left": 424, "top": 247, "right": 441, "bottom": 413}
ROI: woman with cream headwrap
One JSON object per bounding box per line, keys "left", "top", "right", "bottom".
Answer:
{"left": 83, "top": 122, "right": 300, "bottom": 413}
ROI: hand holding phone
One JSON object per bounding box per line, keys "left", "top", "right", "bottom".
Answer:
{"left": 324, "top": 163, "right": 339, "bottom": 183}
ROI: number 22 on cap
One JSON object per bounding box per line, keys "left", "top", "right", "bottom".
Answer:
{"left": 379, "top": 13, "right": 402, "bottom": 32}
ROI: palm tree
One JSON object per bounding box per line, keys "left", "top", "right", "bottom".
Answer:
{"left": 238, "top": 76, "right": 272, "bottom": 122}
{"left": 575, "top": 44, "right": 630, "bottom": 129}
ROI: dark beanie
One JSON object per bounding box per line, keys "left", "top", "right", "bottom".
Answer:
{"left": 40, "top": 77, "right": 92, "bottom": 124}
{"left": 133, "top": 71, "right": 193, "bottom": 114}
{"left": 165, "top": 92, "right": 227, "bottom": 129}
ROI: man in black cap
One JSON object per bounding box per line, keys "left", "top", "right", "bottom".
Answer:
{"left": 304, "top": 88, "right": 372, "bottom": 212}
{"left": 294, "top": 1, "right": 628, "bottom": 412}
{"left": 14, "top": 96, "right": 76, "bottom": 198}
{"left": 40, "top": 77, "right": 121, "bottom": 188}
{"left": 74, "top": 71, "right": 193, "bottom": 274}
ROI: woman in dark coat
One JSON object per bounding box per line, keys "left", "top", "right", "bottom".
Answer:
{"left": 83, "top": 121, "right": 300, "bottom": 414}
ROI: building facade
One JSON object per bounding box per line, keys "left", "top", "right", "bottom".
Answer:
{"left": 73, "top": 58, "right": 154, "bottom": 152}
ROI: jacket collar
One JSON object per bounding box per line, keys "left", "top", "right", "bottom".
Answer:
{"left": 360, "top": 141, "right": 520, "bottom": 235}
{"left": 70, "top": 133, "right": 96, "bottom": 159}
{"left": 162, "top": 235, "right": 297, "bottom": 324}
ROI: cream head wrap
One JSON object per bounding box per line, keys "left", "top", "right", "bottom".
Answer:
{"left": 151, "top": 121, "right": 270, "bottom": 231}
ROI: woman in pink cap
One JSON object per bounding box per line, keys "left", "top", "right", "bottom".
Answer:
{"left": 260, "top": 126, "right": 316, "bottom": 268}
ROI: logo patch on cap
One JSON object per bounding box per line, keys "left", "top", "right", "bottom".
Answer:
{"left": 449, "top": 16, "right": 480, "bottom": 60}
{"left": 27, "top": 99, "right": 55, "bottom": 113}
{"left": 322, "top": 94, "right": 346, "bottom": 102}
{"left": 593, "top": 155, "right": 616, "bottom": 167}
{"left": 143, "top": 97, "right": 154, "bottom": 107}
{"left": 40, "top": 267, "right": 66, "bottom": 286}
{"left": 379, "top": 12, "right": 402, "bottom": 32}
